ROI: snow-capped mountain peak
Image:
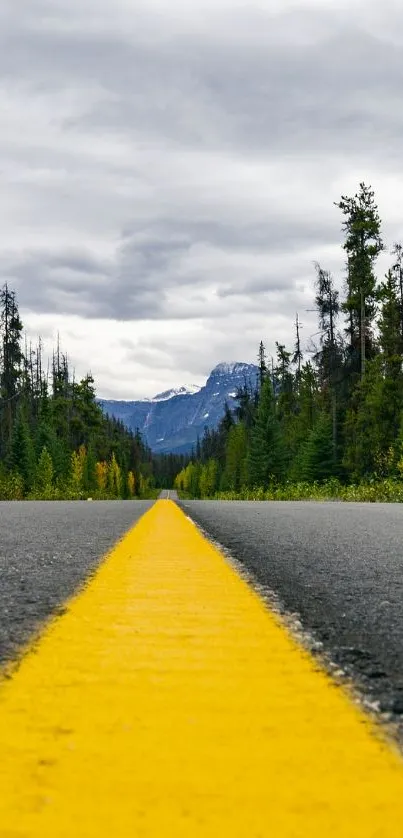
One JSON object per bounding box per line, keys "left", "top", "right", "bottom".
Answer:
{"left": 152, "top": 384, "right": 201, "bottom": 402}
{"left": 209, "top": 362, "right": 254, "bottom": 377}
{"left": 99, "top": 362, "right": 259, "bottom": 453}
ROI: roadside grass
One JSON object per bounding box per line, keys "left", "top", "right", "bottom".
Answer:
{"left": 178, "top": 478, "right": 403, "bottom": 503}
{"left": 0, "top": 481, "right": 162, "bottom": 502}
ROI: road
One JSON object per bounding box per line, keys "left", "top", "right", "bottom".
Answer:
{"left": 0, "top": 500, "right": 153, "bottom": 664}
{"left": 2, "top": 498, "right": 403, "bottom": 836}
{"left": 179, "top": 500, "right": 403, "bottom": 720}
{"left": 2, "top": 497, "right": 403, "bottom": 718}
{"left": 3, "top": 498, "right": 403, "bottom": 834}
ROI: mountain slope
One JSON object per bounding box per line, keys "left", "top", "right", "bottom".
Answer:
{"left": 98, "top": 362, "right": 259, "bottom": 453}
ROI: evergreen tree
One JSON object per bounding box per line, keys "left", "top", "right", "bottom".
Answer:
{"left": 275, "top": 341, "right": 296, "bottom": 464}
{"left": 335, "top": 183, "right": 383, "bottom": 377}
{"left": 289, "top": 362, "right": 320, "bottom": 476}
{"left": 295, "top": 412, "right": 335, "bottom": 482}
{"left": 391, "top": 242, "right": 403, "bottom": 342}
{"left": 314, "top": 263, "right": 342, "bottom": 460}
{"left": 292, "top": 314, "right": 303, "bottom": 383}
{"left": 258, "top": 341, "right": 267, "bottom": 388}
{"left": 222, "top": 423, "right": 248, "bottom": 491}
{"left": 248, "top": 378, "right": 284, "bottom": 487}
{"left": 83, "top": 442, "right": 97, "bottom": 493}
{"left": 8, "top": 410, "right": 36, "bottom": 491}
{"left": 0, "top": 285, "right": 23, "bottom": 451}
{"left": 234, "top": 382, "right": 257, "bottom": 429}
{"left": 377, "top": 268, "right": 403, "bottom": 370}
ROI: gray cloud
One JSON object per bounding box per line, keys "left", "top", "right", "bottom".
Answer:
{"left": 3, "top": 4, "right": 403, "bottom": 162}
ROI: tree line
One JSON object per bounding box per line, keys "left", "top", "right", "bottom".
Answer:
{"left": 0, "top": 286, "right": 178, "bottom": 499}
{"left": 175, "top": 183, "right": 403, "bottom": 501}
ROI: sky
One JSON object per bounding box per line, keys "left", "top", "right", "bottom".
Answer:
{"left": 1, "top": 0, "right": 403, "bottom": 399}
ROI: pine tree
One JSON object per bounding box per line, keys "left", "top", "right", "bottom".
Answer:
{"left": 234, "top": 382, "right": 257, "bottom": 429}
{"left": 0, "top": 285, "right": 23, "bottom": 451}
{"left": 314, "top": 263, "right": 341, "bottom": 460}
{"left": 342, "top": 360, "right": 385, "bottom": 479}
{"left": 8, "top": 410, "right": 36, "bottom": 491}
{"left": 275, "top": 341, "right": 296, "bottom": 464}
{"left": 295, "top": 412, "right": 335, "bottom": 482}
{"left": 248, "top": 378, "right": 284, "bottom": 487}
{"left": 377, "top": 268, "right": 403, "bottom": 370}
{"left": 391, "top": 242, "right": 403, "bottom": 342}
{"left": 289, "top": 362, "right": 320, "bottom": 476}
{"left": 222, "top": 423, "right": 248, "bottom": 491}
{"left": 258, "top": 341, "right": 267, "bottom": 388}
{"left": 335, "top": 183, "right": 383, "bottom": 377}
{"left": 82, "top": 442, "right": 97, "bottom": 493}
{"left": 292, "top": 315, "right": 303, "bottom": 383}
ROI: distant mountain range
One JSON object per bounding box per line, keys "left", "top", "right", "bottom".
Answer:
{"left": 98, "top": 362, "right": 259, "bottom": 454}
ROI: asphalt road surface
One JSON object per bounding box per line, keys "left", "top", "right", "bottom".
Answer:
{"left": 0, "top": 500, "right": 153, "bottom": 665}
{"left": 3, "top": 497, "right": 403, "bottom": 729}
{"left": 179, "top": 500, "right": 403, "bottom": 720}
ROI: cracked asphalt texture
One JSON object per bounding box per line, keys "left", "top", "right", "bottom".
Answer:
{"left": 179, "top": 500, "right": 403, "bottom": 719}
{"left": 0, "top": 500, "right": 153, "bottom": 665}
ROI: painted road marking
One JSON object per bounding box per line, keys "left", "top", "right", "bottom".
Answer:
{"left": 1, "top": 500, "right": 403, "bottom": 836}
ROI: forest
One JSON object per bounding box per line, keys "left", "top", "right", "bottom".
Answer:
{"left": 0, "top": 287, "right": 186, "bottom": 499}
{"left": 175, "top": 183, "right": 403, "bottom": 502}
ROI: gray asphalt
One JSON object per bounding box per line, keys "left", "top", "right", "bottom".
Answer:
{"left": 0, "top": 500, "right": 153, "bottom": 665}
{"left": 179, "top": 500, "right": 403, "bottom": 720}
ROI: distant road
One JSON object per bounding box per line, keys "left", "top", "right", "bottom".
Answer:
{"left": 0, "top": 501, "right": 153, "bottom": 665}
{"left": 179, "top": 500, "right": 403, "bottom": 719}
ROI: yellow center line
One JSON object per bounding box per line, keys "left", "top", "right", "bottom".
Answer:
{"left": 1, "top": 499, "right": 403, "bottom": 836}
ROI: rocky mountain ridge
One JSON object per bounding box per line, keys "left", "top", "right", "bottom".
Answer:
{"left": 98, "top": 362, "right": 259, "bottom": 453}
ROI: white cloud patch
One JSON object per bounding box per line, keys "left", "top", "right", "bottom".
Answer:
{"left": 1, "top": 0, "right": 403, "bottom": 397}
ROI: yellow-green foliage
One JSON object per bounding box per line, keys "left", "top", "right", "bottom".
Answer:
{"left": 108, "top": 453, "right": 122, "bottom": 498}
{"left": 70, "top": 444, "right": 87, "bottom": 495}
{"left": 127, "top": 471, "right": 136, "bottom": 497}
{"left": 35, "top": 446, "right": 54, "bottom": 493}
{"left": 138, "top": 473, "right": 153, "bottom": 498}
{"left": 0, "top": 471, "right": 24, "bottom": 500}
{"left": 174, "top": 462, "right": 199, "bottom": 496}
{"left": 95, "top": 461, "right": 108, "bottom": 495}
{"left": 199, "top": 459, "right": 219, "bottom": 497}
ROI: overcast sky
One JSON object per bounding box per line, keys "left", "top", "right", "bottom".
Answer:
{"left": 1, "top": 0, "right": 403, "bottom": 398}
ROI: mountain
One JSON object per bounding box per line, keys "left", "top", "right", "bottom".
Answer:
{"left": 150, "top": 385, "right": 201, "bottom": 402}
{"left": 98, "top": 362, "right": 259, "bottom": 453}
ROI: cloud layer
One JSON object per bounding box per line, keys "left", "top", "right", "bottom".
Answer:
{"left": 1, "top": 0, "right": 403, "bottom": 397}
